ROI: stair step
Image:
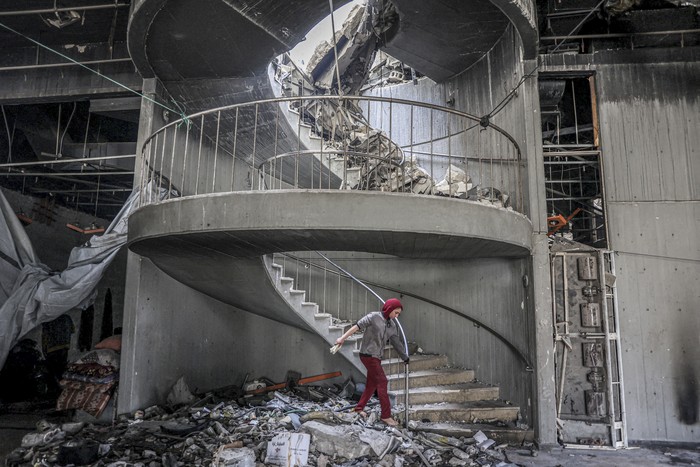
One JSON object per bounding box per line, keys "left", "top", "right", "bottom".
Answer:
{"left": 409, "top": 401, "right": 519, "bottom": 424}
{"left": 411, "top": 422, "right": 534, "bottom": 445}
{"left": 390, "top": 382, "right": 499, "bottom": 404}
{"left": 382, "top": 354, "right": 448, "bottom": 373}
{"left": 382, "top": 343, "right": 418, "bottom": 359}
{"left": 271, "top": 263, "right": 283, "bottom": 271}
{"left": 300, "top": 302, "right": 318, "bottom": 313}
{"left": 279, "top": 277, "right": 294, "bottom": 291}
{"left": 328, "top": 322, "right": 353, "bottom": 332}
{"left": 387, "top": 368, "right": 474, "bottom": 390}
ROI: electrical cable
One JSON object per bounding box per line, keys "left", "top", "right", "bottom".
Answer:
{"left": 58, "top": 101, "right": 77, "bottom": 156}
{"left": 483, "top": 0, "right": 608, "bottom": 122}
{"left": 0, "top": 20, "right": 189, "bottom": 125}
{"left": 1, "top": 105, "right": 12, "bottom": 162}
{"left": 328, "top": 0, "right": 344, "bottom": 96}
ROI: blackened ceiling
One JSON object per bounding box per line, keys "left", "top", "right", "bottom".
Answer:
{"left": 0, "top": 1, "right": 138, "bottom": 220}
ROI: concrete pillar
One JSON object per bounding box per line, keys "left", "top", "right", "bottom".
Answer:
{"left": 118, "top": 78, "right": 164, "bottom": 412}
{"left": 521, "top": 60, "right": 558, "bottom": 445}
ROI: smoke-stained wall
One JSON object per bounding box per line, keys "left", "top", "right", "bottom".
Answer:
{"left": 542, "top": 48, "right": 700, "bottom": 443}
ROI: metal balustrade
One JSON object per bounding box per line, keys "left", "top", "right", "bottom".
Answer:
{"left": 138, "top": 96, "right": 525, "bottom": 213}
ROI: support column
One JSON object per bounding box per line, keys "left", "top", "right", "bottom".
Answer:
{"left": 521, "top": 60, "right": 558, "bottom": 445}
{"left": 118, "top": 78, "right": 165, "bottom": 413}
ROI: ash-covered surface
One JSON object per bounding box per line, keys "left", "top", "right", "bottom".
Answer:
{"left": 4, "top": 386, "right": 522, "bottom": 467}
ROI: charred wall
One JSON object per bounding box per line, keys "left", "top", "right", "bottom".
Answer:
{"left": 541, "top": 47, "right": 700, "bottom": 443}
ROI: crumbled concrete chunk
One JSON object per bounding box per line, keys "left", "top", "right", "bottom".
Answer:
{"left": 301, "top": 420, "right": 373, "bottom": 459}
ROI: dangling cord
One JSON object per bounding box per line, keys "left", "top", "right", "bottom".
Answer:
{"left": 59, "top": 101, "right": 77, "bottom": 156}
{"left": 1, "top": 105, "right": 13, "bottom": 163}
{"left": 482, "top": 0, "right": 608, "bottom": 123}
{"left": 328, "top": 0, "right": 344, "bottom": 97}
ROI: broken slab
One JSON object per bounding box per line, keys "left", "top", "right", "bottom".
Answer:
{"left": 301, "top": 420, "right": 394, "bottom": 460}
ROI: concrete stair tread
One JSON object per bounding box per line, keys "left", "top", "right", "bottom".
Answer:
{"left": 409, "top": 401, "right": 519, "bottom": 423}
{"left": 280, "top": 277, "right": 293, "bottom": 282}
{"left": 389, "top": 382, "right": 497, "bottom": 396}
{"left": 382, "top": 354, "right": 446, "bottom": 366}
{"left": 411, "top": 422, "right": 534, "bottom": 444}
{"left": 386, "top": 368, "right": 472, "bottom": 381}
{"left": 412, "top": 400, "right": 515, "bottom": 410}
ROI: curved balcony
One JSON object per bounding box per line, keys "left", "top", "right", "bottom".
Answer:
{"left": 129, "top": 96, "right": 532, "bottom": 318}
{"left": 136, "top": 96, "right": 525, "bottom": 209}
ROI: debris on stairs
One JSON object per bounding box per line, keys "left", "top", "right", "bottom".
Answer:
{"left": 5, "top": 376, "right": 525, "bottom": 467}
{"left": 267, "top": 256, "right": 532, "bottom": 445}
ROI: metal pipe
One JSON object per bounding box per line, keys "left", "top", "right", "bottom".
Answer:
{"left": 0, "top": 57, "right": 132, "bottom": 72}
{"left": 0, "top": 3, "right": 130, "bottom": 16}
{"left": 0, "top": 154, "right": 135, "bottom": 168}
{"left": 393, "top": 317, "right": 411, "bottom": 428}
{"left": 541, "top": 28, "right": 700, "bottom": 41}
{"left": 30, "top": 187, "right": 132, "bottom": 194}
{"left": 0, "top": 170, "right": 132, "bottom": 176}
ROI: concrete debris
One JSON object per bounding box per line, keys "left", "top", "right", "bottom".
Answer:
{"left": 166, "top": 376, "right": 197, "bottom": 406}
{"left": 5, "top": 382, "right": 517, "bottom": 467}
{"left": 433, "top": 165, "right": 473, "bottom": 198}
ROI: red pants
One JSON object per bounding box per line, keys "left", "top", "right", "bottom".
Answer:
{"left": 356, "top": 355, "right": 391, "bottom": 419}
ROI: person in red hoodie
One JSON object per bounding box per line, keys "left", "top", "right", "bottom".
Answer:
{"left": 335, "top": 298, "right": 409, "bottom": 426}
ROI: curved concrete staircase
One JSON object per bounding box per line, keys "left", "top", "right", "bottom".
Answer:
{"left": 265, "top": 254, "right": 530, "bottom": 441}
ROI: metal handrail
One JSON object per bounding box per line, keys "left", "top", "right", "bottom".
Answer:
{"left": 284, "top": 252, "right": 533, "bottom": 370}
{"left": 257, "top": 149, "right": 404, "bottom": 191}
{"left": 141, "top": 95, "right": 521, "bottom": 153}
{"left": 313, "top": 251, "right": 411, "bottom": 428}
{"left": 137, "top": 94, "right": 525, "bottom": 212}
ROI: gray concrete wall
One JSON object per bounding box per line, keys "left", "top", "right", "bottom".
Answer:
{"left": 285, "top": 250, "right": 535, "bottom": 424}
{"left": 118, "top": 257, "right": 361, "bottom": 412}
{"left": 542, "top": 48, "right": 700, "bottom": 442}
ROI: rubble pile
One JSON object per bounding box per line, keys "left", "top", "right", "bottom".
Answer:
{"left": 5, "top": 383, "right": 522, "bottom": 467}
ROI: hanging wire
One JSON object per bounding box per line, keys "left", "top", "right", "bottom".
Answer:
{"left": 328, "top": 0, "right": 344, "bottom": 96}
{"left": 481, "top": 0, "right": 608, "bottom": 123}
{"left": 0, "top": 20, "right": 189, "bottom": 125}
{"left": 58, "top": 101, "right": 77, "bottom": 156}
{"left": 1, "top": 105, "right": 13, "bottom": 163}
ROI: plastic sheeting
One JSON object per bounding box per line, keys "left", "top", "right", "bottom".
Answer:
{"left": 0, "top": 186, "right": 159, "bottom": 369}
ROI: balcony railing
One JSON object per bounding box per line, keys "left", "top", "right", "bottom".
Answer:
{"left": 138, "top": 95, "right": 524, "bottom": 213}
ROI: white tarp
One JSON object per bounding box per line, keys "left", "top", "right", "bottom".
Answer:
{"left": 0, "top": 185, "right": 165, "bottom": 369}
